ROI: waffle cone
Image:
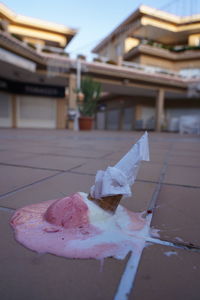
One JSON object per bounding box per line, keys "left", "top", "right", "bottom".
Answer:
{"left": 88, "top": 194, "right": 122, "bottom": 213}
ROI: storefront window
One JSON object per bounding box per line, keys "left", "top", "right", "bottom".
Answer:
{"left": 107, "top": 109, "right": 120, "bottom": 130}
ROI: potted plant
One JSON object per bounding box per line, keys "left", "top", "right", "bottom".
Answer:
{"left": 77, "top": 77, "right": 101, "bottom": 130}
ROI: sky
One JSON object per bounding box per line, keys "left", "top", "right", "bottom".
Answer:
{"left": 2, "top": 0, "right": 199, "bottom": 60}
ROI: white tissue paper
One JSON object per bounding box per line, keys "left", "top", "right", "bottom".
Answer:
{"left": 90, "top": 132, "right": 149, "bottom": 199}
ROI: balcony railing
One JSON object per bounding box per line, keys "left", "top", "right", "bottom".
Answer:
{"left": 122, "top": 60, "right": 180, "bottom": 77}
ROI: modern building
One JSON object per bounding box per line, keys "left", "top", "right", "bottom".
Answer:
{"left": 0, "top": 2, "right": 77, "bottom": 129}
{"left": 0, "top": 3, "right": 200, "bottom": 132}
{"left": 92, "top": 5, "right": 200, "bottom": 132}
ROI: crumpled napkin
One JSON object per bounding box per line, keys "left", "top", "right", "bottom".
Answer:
{"left": 90, "top": 132, "right": 149, "bottom": 199}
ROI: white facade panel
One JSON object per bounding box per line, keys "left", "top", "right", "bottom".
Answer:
{"left": 96, "top": 112, "right": 105, "bottom": 130}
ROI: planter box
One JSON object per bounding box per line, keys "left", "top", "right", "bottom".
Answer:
{"left": 79, "top": 116, "right": 94, "bottom": 130}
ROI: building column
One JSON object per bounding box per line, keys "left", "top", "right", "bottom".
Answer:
{"left": 68, "top": 74, "right": 77, "bottom": 129}
{"left": 56, "top": 98, "right": 66, "bottom": 129}
{"left": 134, "top": 105, "right": 142, "bottom": 129}
{"left": 135, "top": 105, "right": 142, "bottom": 121}
{"left": 155, "top": 88, "right": 165, "bottom": 132}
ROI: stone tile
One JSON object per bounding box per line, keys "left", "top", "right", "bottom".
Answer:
{"left": 97, "top": 150, "right": 129, "bottom": 162}
{"left": 0, "top": 150, "right": 38, "bottom": 163}
{"left": 0, "top": 170, "right": 155, "bottom": 214}
{"left": 0, "top": 210, "right": 127, "bottom": 300}
{"left": 148, "top": 152, "right": 166, "bottom": 163}
{"left": 170, "top": 148, "right": 200, "bottom": 158}
{"left": 173, "top": 141, "right": 200, "bottom": 152}
{"left": 73, "top": 159, "right": 163, "bottom": 182}
{"left": 164, "top": 165, "right": 200, "bottom": 187}
{"left": 151, "top": 185, "right": 200, "bottom": 246}
{"left": 0, "top": 172, "right": 94, "bottom": 209}
{"left": 137, "top": 162, "right": 163, "bottom": 182}
{"left": 0, "top": 145, "right": 9, "bottom": 150}
{"left": 9, "top": 155, "right": 88, "bottom": 171}
{"left": 149, "top": 142, "right": 172, "bottom": 152}
{"left": 44, "top": 148, "right": 111, "bottom": 159}
{"left": 122, "top": 181, "right": 156, "bottom": 212}
{"left": 105, "top": 149, "right": 166, "bottom": 164}
{"left": 72, "top": 159, "right": 117, "bottom": 175}
{"left": 131, "top": 244, "right": 200, "bottom": 300}
{"left": 0, "top": 165, "right": 57, "bottom": 196}
{"left": 168, "top": 154, "right": 200, "bottom": 167}
{"left": 12, "top": 145, "right": 61, "bottom": 154}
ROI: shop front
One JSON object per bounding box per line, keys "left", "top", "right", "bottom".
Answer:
{"left": 0, "top": 78, "right": 66, "bottom": 129}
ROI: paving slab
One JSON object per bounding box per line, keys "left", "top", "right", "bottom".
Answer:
{"left": 0, "top": 172, "right": 94, "bottom": 209}
{"left": 130, "top": 243, "right": 200, "bottom": 300}
{"left": 8, "top": 143, "right": 112, "bottom": 159}
{"left": 170, "top": 148, "right": 200, "bottom": 158}
{"left": 136, "top": 162, "right": 163, "bottom": 182}
{"left": 149, "top": 142, "right": 172, "bottom": 151}
{"left": 151, "top": 185, "right": 200, "bottom": 246}
{"left": 122, "top": 181, "right": 156, "bottom": 212}
{"left": 10, "top": 145, "right": 65, "bottom": 154}
{"left": 0, "top": 165, "right": 57, "bottom": 196}
{"left": 48, "top": 147, "right": 112, "bottom": 159}
{"left": 168, "top": 154, "right": 200, "bottom": 167}
{"left": 8, "top": 155, "right": 88, "bottom": 171}
{"left": 1, "top": 129, "right": 200, "bottom": 300}
{"left": 164, "top": 165, "right": 200, "bottom": 187}
{"left": 105, "top": 150, "right": 167, "bottom": 164}
{"left": 71, "top": 158, "right": 118, "bottom": 175}
{"left": 0, "top": 171, "right": 155, "bottom": 213}
{"left": 173, "top": 141, "right": 200, "bottom": 152}
{"left": 0, "top": 210, "right": 127, "bottom": 300}
{"left": 0, "top": 150, "right": 38, "bottom": 163}
{"left": 73, "top": 159, "right": 163, "bottom": 182}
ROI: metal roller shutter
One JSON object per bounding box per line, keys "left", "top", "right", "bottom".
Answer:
{"left": 0, "top": 92, "right": 12, "bottom": 127}
{"left": 17, "top": 96, "right": 56, "bottom": 128}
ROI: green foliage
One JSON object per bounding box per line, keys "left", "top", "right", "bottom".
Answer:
{"left": 144, "top": 39, "right": 200, "bottom": 53}
{"left": 11, "top": 33, "right": 23, "bottom": 41}
{"left": 77, "top": 77, "right": 101, "bottom": 117}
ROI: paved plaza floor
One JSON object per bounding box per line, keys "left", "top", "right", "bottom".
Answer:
{"left": 0, "top": 128, "right": 200, "bottom": 300}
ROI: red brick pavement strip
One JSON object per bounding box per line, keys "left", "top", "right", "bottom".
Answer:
{"left": 0, "top": 129, "right": 200, "bottom": 300}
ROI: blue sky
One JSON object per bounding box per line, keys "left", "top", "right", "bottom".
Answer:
{"left": 2, "top": 0, "right": 198, "bottom": 60}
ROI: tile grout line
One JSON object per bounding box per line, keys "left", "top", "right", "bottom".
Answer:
{"left": 146, "top": 142, "right": 174, "bottom": 212}
{"left": 114, "top": 142, "right": 174, "bottom": 300}
{"left": 0, "top": 162, "right": 66, "bottom": 172}
{"left": 0, "top": 206, "right": 15, "bottom": 212}
{"left": 0, "top": 171, "right": 63, "bottom": 200}
{"left": 0, "top": 162, "right": 89, "bottom": 200}
{"left": 1, "top": 163, "right": 200, "bottom": 202}
{"left": 2, "top": 162, "right": 200, "bottom": 185}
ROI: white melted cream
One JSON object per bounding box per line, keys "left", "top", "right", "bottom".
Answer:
{"left": 10, "top": 192, "right": 149, "bottom": 260}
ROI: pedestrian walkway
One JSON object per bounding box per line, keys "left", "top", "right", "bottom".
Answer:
{"left": 0, "top": 129, "right": 200, "bottom": 300}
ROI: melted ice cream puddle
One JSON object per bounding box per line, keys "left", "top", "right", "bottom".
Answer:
{"left": 10, "top": 192, "right": 148, "bottom": 259}
{"left": 10, "top": 132, "right": 150, "bottom": 260}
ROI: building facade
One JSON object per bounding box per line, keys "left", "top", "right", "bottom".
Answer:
{"left": 92, "top": 5, "right": 200, "bottom": 132}
{"left": 0, "top": 3, "right": 76, "bottom": 129}
{"left": 0, "top": 3, "right": 200, "bottom": 132}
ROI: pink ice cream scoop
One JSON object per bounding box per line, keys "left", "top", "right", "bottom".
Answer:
{"left": 44, "top": 193, "right": 89, "bottom": 229}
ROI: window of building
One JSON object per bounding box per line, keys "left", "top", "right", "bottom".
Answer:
{"left": 180, "top": 68, "right": 200, "bottom": 78}
{"left": 194, "top": 37, "right": 200, "bottom": 46}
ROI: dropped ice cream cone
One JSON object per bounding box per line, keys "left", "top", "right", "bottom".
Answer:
{"left": 88, "top": 194, "right": 122, "bottom": 213}
{"left": 89, "top": 132, "right": 149, "bottom": 212}
{"left": 10, "top": 132, "right": 150, "bottom": 260}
